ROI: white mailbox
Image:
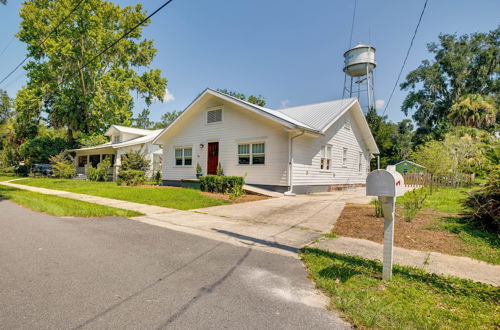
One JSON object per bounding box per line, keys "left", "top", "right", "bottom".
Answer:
{"left": 366, "top": 169, "right": 405, "bottom": 197}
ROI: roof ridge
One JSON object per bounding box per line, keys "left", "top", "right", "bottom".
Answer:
{"left": 278, "top": 97, "right": 356, "bottom": 112}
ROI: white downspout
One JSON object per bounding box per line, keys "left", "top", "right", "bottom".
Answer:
{"left": 284, "top": 130, "right": 305, "bottom": 196}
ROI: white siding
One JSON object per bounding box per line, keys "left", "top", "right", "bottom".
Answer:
{"left": 292, "top": 111, "right": 371, "bottom": 186}
{"left": 160, "top": 100, "right": 290, "bottom": 186}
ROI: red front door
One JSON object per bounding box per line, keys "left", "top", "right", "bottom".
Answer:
{"left": 207, "top": 142, "right": 219, "bottom": 175}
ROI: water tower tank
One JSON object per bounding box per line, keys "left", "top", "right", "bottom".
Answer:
{"left": 343, "top": 44, "right": 376, "bottom": 77}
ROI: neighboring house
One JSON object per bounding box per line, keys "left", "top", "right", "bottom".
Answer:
{"left": 69, "top": 125, "right": 163, "bottom": 180}
{"left": 153, "top": 88, "right": 379, "bottom": 194}
{"left": 395, "top": 160, "right": 426, "bottom": 175}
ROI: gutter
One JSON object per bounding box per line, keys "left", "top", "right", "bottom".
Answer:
{"left": 284, "top": 129, "right": 305, "bottom": 196}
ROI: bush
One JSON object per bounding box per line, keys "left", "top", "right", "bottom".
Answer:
{"left": 463, "top": 166, "right": 500, "bottom": 233}
{"left": 117, "top": 169, "right": 146, "bottom": 186}
{"left": 401, "top": 188, "right": 428, "bottom": 222}
{"left": 87, "top": 157, "right": 111, "bottom": 182}
{"left": 21, "top": 136, "right": 70, "bottom": 164}
{"left": 15, "top": 165, "right": 29, "bottom": 177}
{"left": 154, "top": 170, "right": 162, "bottom": 185}
{"left": 121, "top": 151, "right": 150, "bottom": 172}
{"left": 49, "top": 152, "right": 76, "bottom": 179}
{"left": 0, "top": 166, "right": 15, "bottom": 176}
{"left": 199, "top": 175, "right": 244, "bottom": 194}
{"left": 372, "top": 199, "right": 384, "bottom": 218}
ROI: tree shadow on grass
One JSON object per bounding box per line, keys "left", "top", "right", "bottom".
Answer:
{"left": 301, "top": 248, "right": 498, "bottom": 302}
{"left": 437, "top": 216, "right": 500, "bottom": 250}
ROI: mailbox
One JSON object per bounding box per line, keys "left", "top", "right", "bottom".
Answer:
{"left": 366, "top": 169, "right": 405, "bottom": 197}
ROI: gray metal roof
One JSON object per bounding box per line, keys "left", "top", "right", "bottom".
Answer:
{"left": 277, "top": 98, "right": 357, "bottom": 132}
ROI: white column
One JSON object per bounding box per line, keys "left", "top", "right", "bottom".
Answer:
{"left": 379, "top": 196, "right": 395, "bottom": 280}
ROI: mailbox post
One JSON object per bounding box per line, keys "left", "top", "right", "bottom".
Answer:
{"left": 366, "top": 169, "right": 404, "bottom": 280}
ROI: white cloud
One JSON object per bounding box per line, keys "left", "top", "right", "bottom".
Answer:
{"left": 280, "top": 99, "right": 290, "bottom": 109}
{"left": 163, "top": 88, "right": 175, "bottom": 103}
{"left": 375, "top": 99, "right": 385, "bottom": 110}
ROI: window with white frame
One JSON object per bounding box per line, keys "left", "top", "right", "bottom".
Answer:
{"left": 112, "top": 135, "right": 120, "bottom": 143}
{"left": 238, "top": 143, "right": 265, "bottom": 165}
{"left": 320, "top": 145, "right": 332, "bottom": 170}
{"left": 207, "top": 109, "right": 222, "bottom": 123}
{"left": 358, "top": 152, "right": 363, "bottom": 172}
{"left": 342, "top": 148, "right": 348, "bottom": 167}
{"left": 175, "top": 147, "right": 192, "bottom": 166}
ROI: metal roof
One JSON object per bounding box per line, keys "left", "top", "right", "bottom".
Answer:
{"left": 277, "top": 98, "right": 357, "bottom": 132}
{"left": 105, "top": 125, "right": 155, "bottom": 137}
{"left": 70, "top": 129, "right": 162, "bottom": 152}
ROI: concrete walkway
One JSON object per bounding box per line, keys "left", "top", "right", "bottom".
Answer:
{"left": 312, "top": 236, "right": 500, "bottom": 286}
{"left": 3, "top": 180, "right": 499, "bottom": 286}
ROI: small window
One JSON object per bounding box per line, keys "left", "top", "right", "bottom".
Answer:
{"left": 207, "top": 109, "right": 222, "bottom": 123}
{"left": 342, "top": 148, "right": 348, "bottom": 167}
{"left": 320, "top": 145, "right": 332, "bottom": 171}
{"left": 344, "top": 121, "right": 351, "bottom": 130}
{"left": 175, "top": 147, "right": 192, "bottom": 166}
{"left": 238, "top": 143, "right": 265, "bottom": 165}
{"left": 78, "top": 156, "right": 88, "bottom": 167}
{"left": 113, "top": 135, "right": 121, "bottom": 143}
{"left": 358, "top": 152, "right": 363, "bottom": 172}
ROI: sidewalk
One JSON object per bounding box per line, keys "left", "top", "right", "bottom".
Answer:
{"left": 312, "top": 236, "right": 500, "bottom": 286}
{"left": 2, "top": 180, "right": 499, "bottom": 286}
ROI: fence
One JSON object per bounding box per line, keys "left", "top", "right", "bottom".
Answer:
{"left": 403, "top": 172, "right": 475, "bottom": 189}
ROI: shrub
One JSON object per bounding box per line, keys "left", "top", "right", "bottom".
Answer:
{"left": 199, "top": 175, "right": 244, "bottom": 194}
{"left": 463, "top": 166, "right": 499, "bottom": 233}
{"left": 216, "top": 162, "right": 224, "bottom": 176}
{"left": 87, "top": 157, "right": 111, "bottom": 182}
{"left": 15, "top": 165, "right": 29, "bottom": 177}
{"left": 0, "top": 166, "right": 15, "bottom": 176}
{"left": 117, "top": 169, "right": 146, "bottom": 186}
{"left": 401, "top": 188, "right": 428, "bottom": 222}
{"left": 49, "top": 152, "right": 76, "bottom": 179}
{"left": 372, "top": 199, "right": 384, "bottom": 218}
{"left": 196, "top": 163, "right": 202, "bottom": 175}
{"left": 21, "top": 136, "right": 70, "bottom": 164}
{"left": 121, "top": 151, "right": 150, "bottom": 172}
{"left": 154, "top": 170, "right": 162, "bottom": 185}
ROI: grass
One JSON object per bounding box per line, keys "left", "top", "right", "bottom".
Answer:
{"left": 301, "top": 248, "right": 500, "bottom": 329}
{"left": 15, "top": 178, "right": 228, "bottom": 210}
{"left": 397, "top": 187, "right": 469, "bottom": 213}
{"left": 0, "top": 176, "right": 21, "bottom": 182}
{"left": 429, "top": 217, "right": 500, "bottom": 264}
{"left": 0, "top": 185, "right": 141, "bottom": 217}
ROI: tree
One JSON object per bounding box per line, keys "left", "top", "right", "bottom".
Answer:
{"left": 153, "top": 110, "right": 183, "bottom": 129}
{"left": 16, "top": 0, "right": 167, "bottom": 143}
{"left": 400, "top": 27, "right": 499, "bottom": 142}
{"left": 0, "top": 89, "right": 12, "bottom": 125}
{"left": 448, "top": 94, "right": 498, "bottom": 129}
{"left": 132, "top": 109, "right": 154, "bottom": 129}
{"left": 412, "top": 140, "right": 453, "bottom": 193}
{"left": 20, "top": 136, "right": 70, "bottom": 164}
{"left": 216, "top": 89, "right": 266, "bottom": 107}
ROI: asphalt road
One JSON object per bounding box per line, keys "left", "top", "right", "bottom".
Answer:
{"left": 0, "top": 200, "right": 348, "bottom": 330}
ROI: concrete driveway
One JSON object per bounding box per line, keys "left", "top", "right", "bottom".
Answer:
{"left": 0, "top": 200, "right": 348, "bottom": 329}
{"left": 196, "top": 187, "right": 373, "bottom": 233}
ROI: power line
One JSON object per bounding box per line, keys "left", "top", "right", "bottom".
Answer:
{"left": 0, "top": 0, "right": 86, "bottom": 87}
{"left": 0, "top": 36, "right": 15, "bottom": 59}
{"left": 382, "top": 0, "right": 428, "bottom": 116}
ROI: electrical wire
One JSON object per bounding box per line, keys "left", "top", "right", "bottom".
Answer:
{"left": 0, "top": 0, "right": 86, "bottom": 87}
{"left": 382, "top": 0, "right": 428, "bottom": 116}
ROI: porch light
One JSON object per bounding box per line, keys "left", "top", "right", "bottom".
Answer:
{"left": 199, "top": 143, "right": 204, "bottom": 149}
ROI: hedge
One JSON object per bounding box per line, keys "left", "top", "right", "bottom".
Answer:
{"left": 0, "top": 166, "right": 15, "bottom": 176}
{"left": 199, "top": 175, "right": 244, "bottom": 194}
{"left": 116, "top": 169, "right": 146, "bottom": 186}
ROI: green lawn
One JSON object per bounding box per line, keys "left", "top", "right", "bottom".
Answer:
{"left": 15, "top": 178, "right": 228, "bottom": 210}
{"left": 0, "top": 176, "right": 21, "bottom": 182}
{"left": 0, "top": 185, "right": 141, "bottom": 217}
{"left": 301, "top": 248, "right": 499, "bottom": 329}
{"left": 397, "top": 187, "right": 469, "bottom": 213}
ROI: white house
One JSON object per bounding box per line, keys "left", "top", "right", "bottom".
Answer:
{"left": 70, "top": 125, "right": 163, "bottom": 180}
{"left": 153, "top": 89, "right": 379, "bottom": 194}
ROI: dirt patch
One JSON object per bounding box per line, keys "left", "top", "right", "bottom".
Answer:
{"left": 334, "top": 204, "right": 468, "bottom": 255}
{"left": 200, "top": 192, "right": 270, "bottom": 204}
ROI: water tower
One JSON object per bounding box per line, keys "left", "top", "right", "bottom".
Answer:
{"left": 342, "top": 44, "right": 376, "bottom": 114}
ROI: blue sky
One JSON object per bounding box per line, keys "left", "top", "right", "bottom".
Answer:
{"left": 0, "top": 0, "right": 498, "bottom": 124}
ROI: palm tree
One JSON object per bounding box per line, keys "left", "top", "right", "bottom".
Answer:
{"left": 448, "top": 94, "right": 498, "bottom": 129}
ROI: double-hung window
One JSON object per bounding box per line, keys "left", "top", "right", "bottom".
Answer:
{"left": 112, "top": 135, "right": 120, "bottom": 144}
{"left": 175, "top": 147, "right": 192, "bottom": 166}
{"left": 238, "top": 143, "right": 265, "bottom": 165}
{"left": 320, "top": 145, "right": 332, "bottom": 170}
{"left": 342, "top": 148, "right": 348, "bottom": 167}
